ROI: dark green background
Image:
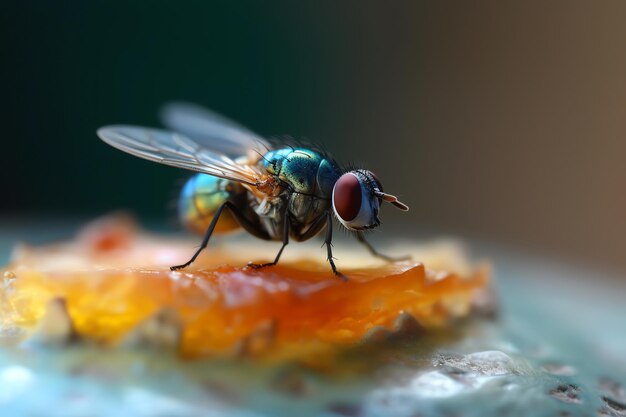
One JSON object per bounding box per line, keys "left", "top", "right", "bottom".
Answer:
{"left": 3, "top": 1, "right": 626, "bottom": 272}
{"left": 3, "top": 1, "right": 413, "bottom": 217}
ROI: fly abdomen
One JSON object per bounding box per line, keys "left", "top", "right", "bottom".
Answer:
{"left": 178, "top": 174, "right": 246, "bottom": 235}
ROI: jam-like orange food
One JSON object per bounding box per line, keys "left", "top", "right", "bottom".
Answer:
{"left": 1, "top": 215, "right": 490, "bottom": 359}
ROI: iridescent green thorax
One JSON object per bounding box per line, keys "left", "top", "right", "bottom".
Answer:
{"left": 263, "top": 148, "right": 341, "bottom": 198}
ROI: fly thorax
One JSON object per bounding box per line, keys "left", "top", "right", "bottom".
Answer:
{"left": 263, "top": 148, "right": 340, "bottom": 196}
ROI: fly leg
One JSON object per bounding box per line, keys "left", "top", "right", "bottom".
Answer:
{"left": 248, "top": 209, "right": 289, "bottom": 269}
{"left": 355, "top": 231, "right": 412, "bottom": 262}
{"left": 171, "top": 201, "right": 269, "bottom": 271}
{"left": 325, "top": 211, "right": 348, "bottom": 281}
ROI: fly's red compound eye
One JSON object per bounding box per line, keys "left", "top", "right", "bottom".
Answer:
{"left": 332, "top": 173, "right": 362, "bottom": 222}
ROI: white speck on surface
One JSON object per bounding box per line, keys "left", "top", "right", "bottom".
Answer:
{"left": 434, "top": 350, "right": 518, "bottom": 376}
{"left": 409, "top": 371, "right": 466, "bottom": 397}
{"left": 0, "top": 366, "right": 34, "bottom": 404}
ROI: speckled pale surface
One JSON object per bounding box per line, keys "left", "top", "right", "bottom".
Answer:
{"left": 0, "top": 218, "right": 625, "bottom": 417}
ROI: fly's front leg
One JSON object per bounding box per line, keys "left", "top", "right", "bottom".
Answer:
{"left": 248, "top": 208, "right": 289, "bottom": 269}
{"left": 325, "top": 211, "right": 348, "bottom": 281}
{"left": 355, "top": 232, "right": 412, "bottom": 262}
{"left": 171, "top": 201, "right": 269, "bottom": 271}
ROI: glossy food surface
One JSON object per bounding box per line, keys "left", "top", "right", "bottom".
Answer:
{"left": 1, "top": 215, "right": 488, "bottom": 359}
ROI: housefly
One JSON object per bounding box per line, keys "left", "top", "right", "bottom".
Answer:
{"left": 97, "top": 103, "right": 409, "bottom": 280}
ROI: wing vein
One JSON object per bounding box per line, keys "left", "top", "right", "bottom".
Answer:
{"left": 97, "top": 125, "right": 262, "bottom": 187}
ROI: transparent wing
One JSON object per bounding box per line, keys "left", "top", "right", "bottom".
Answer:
{"left": 160, "top": 101, "right": 271, "bottom": 158}
{"left": 97, "top": 125, "right": 262, "bottom": 186}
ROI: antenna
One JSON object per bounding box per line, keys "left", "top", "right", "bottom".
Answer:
{"left": 374, "top": 191, "right": 409, "bottom": 211}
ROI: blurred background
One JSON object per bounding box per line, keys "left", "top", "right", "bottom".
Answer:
{"left": 2, "top": 1, "right": 625, "bottom": 272}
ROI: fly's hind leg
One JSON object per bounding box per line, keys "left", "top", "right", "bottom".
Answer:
{"left": 355, "top": 232, "right": 412, "bottom": 262}
{"left": 171, "top": 201, "right": 269, "bottom": 270}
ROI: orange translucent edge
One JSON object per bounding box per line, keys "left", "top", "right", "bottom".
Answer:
{"left": 1, "top": 215, "right": 490, "bottom": 359}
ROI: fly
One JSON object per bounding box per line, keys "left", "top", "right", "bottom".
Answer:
{"left": 97, "top": 102, "right": 409, "bottom": 280}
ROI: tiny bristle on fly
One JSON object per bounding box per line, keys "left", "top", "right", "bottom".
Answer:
{"left": 267, "top": 136, "right": 336, "bottom": 162}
